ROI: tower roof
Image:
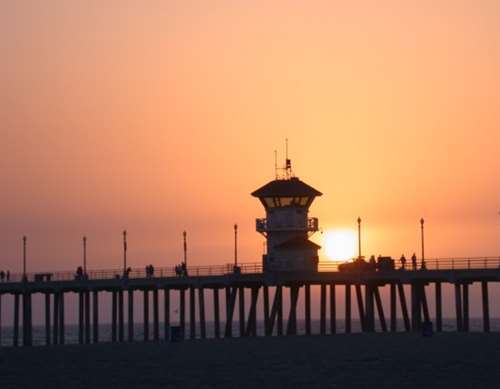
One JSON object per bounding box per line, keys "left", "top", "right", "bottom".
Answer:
{"left": 251, "top": 177, "right": 322, "bottom": 198}
{"left": 274, "top": 236, "right": 322, "bottom": 250}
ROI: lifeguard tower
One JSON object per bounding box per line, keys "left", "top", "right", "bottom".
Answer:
{"left": 252, "top": 155, "right": 322, "bottom": 272}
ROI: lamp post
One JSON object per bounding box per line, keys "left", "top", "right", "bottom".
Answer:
{"left": 22, "top": 236, "right": 27, "bottom": 281}
{"left": 234, "top": 224, "right": 238, "bottom": 268}
{"left": 123, "top": 230, "right": 127, "bottom": 274}
{"left": 183, "top": 231, "right": 187, "bottom": 268}
{"left": 420, "top": 218, "right": 425, "bottom": 268}
{"left": 357, "top": 217, "right": 362, "bottom": 259}
{"left": 83, "top": 236, "right": 87, "bottom": 275}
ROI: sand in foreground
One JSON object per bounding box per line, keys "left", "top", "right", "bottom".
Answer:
{"left": 1, "top": 333, "right": 499, "bottom": 389}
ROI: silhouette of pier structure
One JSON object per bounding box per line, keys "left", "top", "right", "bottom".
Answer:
{"left": 0, "top": 258, "right": 499, "bottom": 347}
{"left": 1, "top": 161, "right": 499, "bottom": 347}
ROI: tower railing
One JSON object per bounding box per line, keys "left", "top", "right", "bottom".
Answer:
{"left": 256, "top": 217, "right": 319, "bottom": 232}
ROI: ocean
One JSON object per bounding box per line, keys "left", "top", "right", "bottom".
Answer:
{"left": 1, "top": 318, "right": 498, "bottom": 347}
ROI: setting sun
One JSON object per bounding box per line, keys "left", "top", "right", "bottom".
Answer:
{"left": 322, "top": 229, "right": 358, "bottom": 261}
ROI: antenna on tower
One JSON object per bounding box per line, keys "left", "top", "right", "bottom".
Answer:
{"left": 274, "top": 150, "right": 278, "bottom": 179}
{"left": 285, "top": 138, "right": 292, "bottom": 179}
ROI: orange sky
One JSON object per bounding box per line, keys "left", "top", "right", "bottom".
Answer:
{"left": 1, "top": 0, "right": 500, "bottom": 274}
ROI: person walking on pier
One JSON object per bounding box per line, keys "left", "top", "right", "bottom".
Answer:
{"left": 6, "top": 271, "right": 10, "bottom": 281}
{"left": 411, "top": 253, "right": 417, "bottom": 271}
{"left": 400, "top": 255, "right": 406, "bottom": 270}
{"left": 0, "top": 271, "right": 4, "bottom": 282}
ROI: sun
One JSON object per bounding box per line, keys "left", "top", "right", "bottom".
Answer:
{"left": 322, "top": 229, "right": 358, "bottom": 261}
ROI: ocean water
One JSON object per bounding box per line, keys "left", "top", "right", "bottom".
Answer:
{"left": 1, "top": 318, "right": 499, "bottom": 347}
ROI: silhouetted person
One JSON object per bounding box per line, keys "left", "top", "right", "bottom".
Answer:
{"left": 181, "top": 262, "right": 188, "bottom": 277}
{"left": 0, "top": 271, "right": 4, "bottom": 282}
{"left": 6, "top": 271, "right": 10, "bottom": 281}
{"left": 75, "top": 266, "right": 83, "bottom": 280}
{"left": 400, "top": 255, "right": 406, "bottom": 270}
{"left": 411, "top": 253, "right": 417, "bottom": 271}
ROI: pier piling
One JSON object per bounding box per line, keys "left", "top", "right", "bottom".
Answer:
{"left": 213, "top": 288, "right": 220, "bottom": 338}
{"left": 144, "top": 290, "right": 150, "bottom": 341}
{"left": 330, "top": 283, "right": 336, "bottom": 334}
{"left": 435, "top": 282, "right": 442, "bottom": 332}
{"left": 481, "top": 281, "right": 490, "bottom": 332}
{"left": 304, "top": 284, "right": 311, "bottom": 335}
{"left": 345, "top": 284, "right": 351, "bottom": 334}
{"left": 320, "top": 284, "right": 326, "bottom": 335}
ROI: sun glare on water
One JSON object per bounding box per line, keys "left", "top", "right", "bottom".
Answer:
{"left": 322, "top": 229, "right": 358, "bottom": 261}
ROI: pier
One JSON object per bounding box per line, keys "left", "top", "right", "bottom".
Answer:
{"left": 1, "top": 169, "right": 498, "bottom": 347}
{"left": 0, "top": 257, "right": 498, "bottom": 347}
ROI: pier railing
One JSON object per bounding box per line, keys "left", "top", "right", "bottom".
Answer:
{"left": 2, "top": 256, "right": 499, "bottom": 284}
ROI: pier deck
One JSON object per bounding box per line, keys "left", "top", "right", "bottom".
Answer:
{"left": 0, "top": 256, "right": 498, "bottom": 347}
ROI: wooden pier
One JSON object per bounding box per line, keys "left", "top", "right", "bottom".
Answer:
{"left": 0, "top": 258, "right": 498, "bottom": 347}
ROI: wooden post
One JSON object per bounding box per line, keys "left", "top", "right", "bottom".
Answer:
{"left": 390, "top": 283, "right": 397, "bottom": 332}
{"left": 355, "top": 285, "right": 366, "bottom": 331}
{"left": 238, "top": 287, "right": 245, "bottom": 337}
{"left": 330, "top": 283, "right": 336, "bottom": 334}
{"left": 14, "top": 293, "right": 19, "bottom": 347}
{"left": 198, "top": 288, "right": 206, "bottom": 339}
{"left": 179, "top": 289, "right": 185, "bottom": 340}
{"left": 52, "top": 293, "right": 58, "bottom": 345}
{"left": 397, "top": 283, "right": 411, "bottom": 332}
{"left": 373, "top": 287, "right": 387, "bottom": 332}
{"left": 59, "top": 292, "right": 65, "bottom": 344}
{"left": 454, "top": 283, "right": 463, "bottom": 332}
{"left": 364, "top": 284, "right": 375, "bottom": 332}
{"left": 85, "top": 291, "right": 90, "bottom": 344}
{"left": 213, "top": 288, "right": 220, "bottom": 338}
{"left": 78, "top": 292, "right": 84, "bottom": 344}
{"left": 164, "top": 288, "right": 170, "bottom": 341}
{"left": 420, "top": 284, "right": 430, "bottom": 323}
{"left": 189, "top": 287, "right": 196, "bottom": 339}
{"left": 144, "top": 289, "right": 150, "bottom": 341}
{"left": 224, "top": 287, "right": 237, "bottom": 337}
{"left": 128, "top": 289, "right": 134, "bottom": 342}
{"left": 263, "top": 286, "right": 270, "bottom": 336}
{"left": 22, "top": 292, "right": 32, "bottom": 346}
{"left": 345, "top": 284, "right": 351, "bottom": 334}
{"left": 276, "top": 286, "right": 283, "bottom": 336}
{"left": 118, "top": 289, "right": 124, "bottom": 342}
{"left": 481, "top": 281, "right": 490, "bottom": 332}
{"left": 45, "top": 293, "right": 51, "bottom": 345}
{"left": 268, "top": 286, "right": 282, "bottom": 336}
{"left": 93, "top": 290, "right": 99, "bottom": 343}
{"left": 411, "top": 283, "right": 421, "bottom": 331}
{"left": 462, "top": 283, "right": 469, "bottom": 332}
{"left": 304, "top": 284, "right": 311, "bottom": 335}
{"left": 320, "top": 284, "right": 326, "bottom": 335}
{"left": 286, "top": 286, "right": 299, "bottom": 336}
{"left": 246, "top": 287, "right": 259, "bottom": 336}
{"left": 112, "top": 291, "right": 117, "bottom": 342}
{"left": 153, "top": 288, "right": 159, "bottom": 341}
{"left": 435, "top": 282, "right": 442, "bottom": 332}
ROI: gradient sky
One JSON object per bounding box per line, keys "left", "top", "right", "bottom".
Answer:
{"left": 2, "top": 0, "right": 500, "bottom": 275}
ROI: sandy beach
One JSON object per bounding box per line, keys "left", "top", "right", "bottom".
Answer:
{"left": 1, "top": 333, "right": 499, "bottom": 389}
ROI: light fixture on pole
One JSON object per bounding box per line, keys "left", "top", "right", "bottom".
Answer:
{"left": 357, "top": 217, "right": 362, "bottom": 260}
{"left": 123, "top": 230, "right": 127, "bottom": 274}
{"left": 83, "top": 236, "right": 87, "bottom": 275}
{"left": 183, "top": 231, "right": 187, "bottom": 268}
{"left": 234, "top": 224, "right": 238, "bottom": 268}
{"left": 22, "top": 235, "right": 27, "bottom": 281}
{"left": 420, "top": 218, "right": 425, "bottom": 268}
